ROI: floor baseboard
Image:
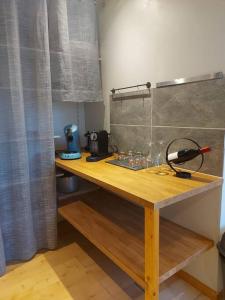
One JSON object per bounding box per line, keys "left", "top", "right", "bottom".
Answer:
{"left": 177, "top": 270, "right": 222, "bottom": 300}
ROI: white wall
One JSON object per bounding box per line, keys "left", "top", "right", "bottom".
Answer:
{"left": 98, "top": 0, "right": 225, "bottom": 130}
{"left": 220, "top": 140, "right": 225, "bottom": 235}
{"left": 161, "top": 187, "right": 223, "bottom": 292}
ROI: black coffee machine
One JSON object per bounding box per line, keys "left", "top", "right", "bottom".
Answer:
{"left": 86, "top": 130, "right": 112, "bottom": 162}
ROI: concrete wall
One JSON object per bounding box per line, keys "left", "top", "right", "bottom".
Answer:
{"left": 111, "top": 79, "right": 225, "bottom": 176}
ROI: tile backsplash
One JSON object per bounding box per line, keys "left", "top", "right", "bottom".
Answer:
{"left": 110, "top": 80, "right": 225, "bottom": 176}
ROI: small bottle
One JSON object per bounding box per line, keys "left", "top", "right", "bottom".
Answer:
{"left": 168, "top": 146, "right": 211, "bottom": 164}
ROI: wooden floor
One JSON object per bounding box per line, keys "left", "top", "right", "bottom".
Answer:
{"left": 1, "top": 221, "right": 210, "bottom": 300}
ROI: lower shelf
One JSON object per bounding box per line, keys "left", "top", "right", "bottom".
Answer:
{"left": 58, "top": 190, "right": 213, "bottom": 289}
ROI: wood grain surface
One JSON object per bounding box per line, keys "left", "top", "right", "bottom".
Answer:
{"left": 58, "top": 190, "right": 213, "bottom": 288}
{"left": 56, "top": 153, "right": 222, "bottom": 208}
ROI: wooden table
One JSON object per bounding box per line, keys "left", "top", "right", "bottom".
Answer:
{"left": 56, "top": 153, "right": 223, "bottom": 300}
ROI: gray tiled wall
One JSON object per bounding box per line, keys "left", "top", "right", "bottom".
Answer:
{"left": 110, "top": 80, "right": 225, "bottom": 176}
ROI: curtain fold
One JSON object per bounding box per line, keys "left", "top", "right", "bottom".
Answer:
{"left": 48, "top": 0, "right": 102, "bottom": 102}
{"left": 0, "top": 229, "right": 6, "bottom": 275}
{"left": 0, "top": 0, "right": 100, "bottom": 276}
{"left": 0, "top": 0, "right": 57, "bottom": 275}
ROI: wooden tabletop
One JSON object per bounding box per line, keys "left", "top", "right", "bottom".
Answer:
{"left": 55, "top": 153, "right": 223, "bottom": 209}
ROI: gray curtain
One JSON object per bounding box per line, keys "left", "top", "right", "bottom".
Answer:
{"left": 0, "top": 0, "right": 100, "bottom": 276}
{"left": 48, "top": 0, "right": 102, "bottom": 102}
{"left": 0, "top": 0, "right": 53, "bottom": 276}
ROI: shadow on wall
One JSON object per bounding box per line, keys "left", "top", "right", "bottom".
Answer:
{"left": 53, "top": 101, "right": 86, "bottom": 150}
{"left": 219, "top": 136, "right": 225, "bottom": 235}
{"left": 53, "top": 101, "right": 105, "bottom": 151}
{"left": 84, "top": 101, "right": 105, "bottom": 132}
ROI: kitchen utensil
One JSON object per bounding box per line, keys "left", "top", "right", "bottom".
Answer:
{"left": 57, "top": 173, "right": 79, "bottom": 194}
{"left": 57, "top": 124, "right": 81, "bottom": 160}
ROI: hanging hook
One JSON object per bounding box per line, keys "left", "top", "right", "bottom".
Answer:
{"left": 146, "top": 82, "right": 151, "bottom": 89}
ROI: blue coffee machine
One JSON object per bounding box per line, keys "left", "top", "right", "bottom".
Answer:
{"left": 58, "top": 124, "right": 81, "bottom": 160}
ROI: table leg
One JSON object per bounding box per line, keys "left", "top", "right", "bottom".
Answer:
{"left": 145, "top": 206, "right": 159, "bottom": 300}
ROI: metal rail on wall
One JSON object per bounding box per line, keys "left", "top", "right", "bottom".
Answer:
{"left": 156, "top": 72, "right": 224, "bottom": 88}
{"left": 111, "top": 82, "right": 151, "bottom": 101}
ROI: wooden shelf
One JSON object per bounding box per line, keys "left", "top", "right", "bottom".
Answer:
{"left": 56, "top": 153, "right": 222, "bottom": 209}
{"left": 58, "top": 190, "right": 213, "bottom": 289}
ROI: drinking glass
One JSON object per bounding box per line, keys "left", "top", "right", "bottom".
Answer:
{"left": 128, "top": 157, "right": 135, "bottom": 168}
{"left": 154, "top": 153, "right": 162, "bottom": 167}
{"left": 146, "top": 154, "right": 153, "bottom": 168}
{"left": 141, "top": 156, "right": 148, "bottom": 168}
{"left": 154, "top": 140, "right": 165, "bottom": 167}
{"left": 127, "top": 150, "right": 134, "bottom": 167}
{"left": 145, "top": 141, "right": 154, "bottom": 168}
{"left": 128, "top": 150, "right": 134, "bottom": 157}
{"left": 154, "top": 140, "right": 170, "bottom": 175}
{"left": 118, "top": 151, "right": 126, "bottom": 161}
{"left": 134, "top": 152, "right": 142, "bottom": 168}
